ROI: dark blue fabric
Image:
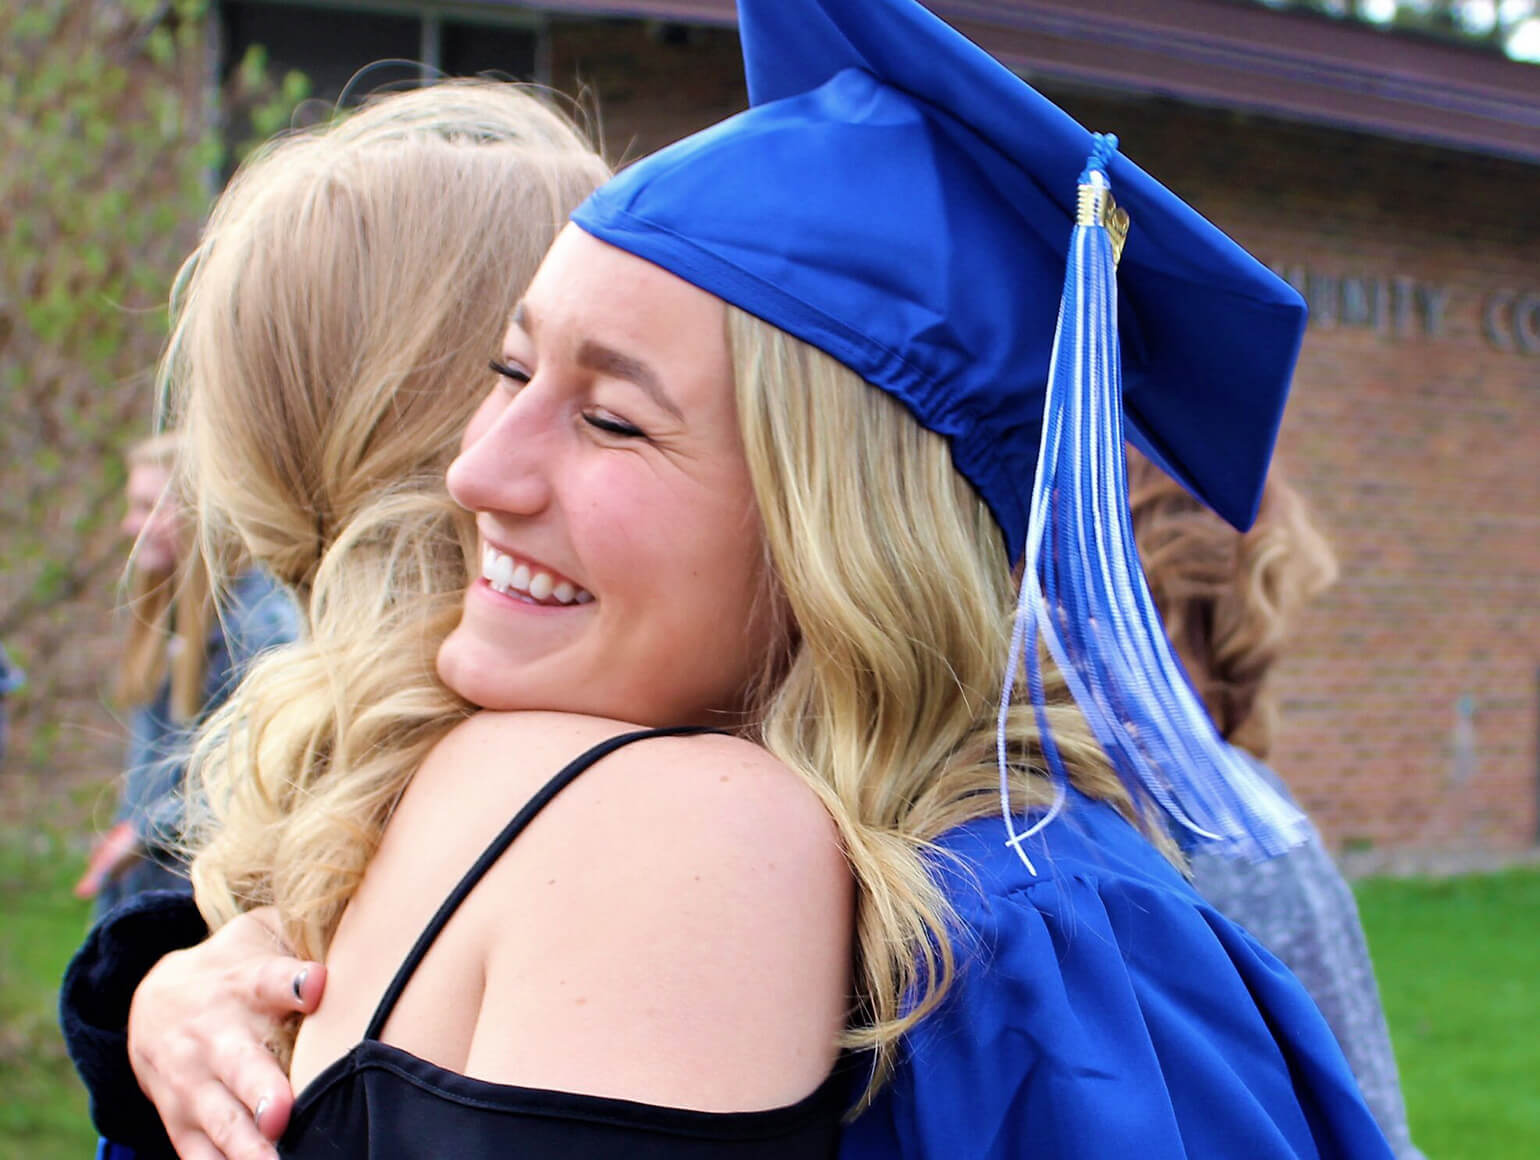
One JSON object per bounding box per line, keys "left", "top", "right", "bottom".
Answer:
{"left": 572, "top": 0, "right": 1307, "bottom": 555}
{"left": 839, "top": 791, "right": 1395, "bottom": 1159}
{"left": 282, "top": 1041, "right": 848, "bottom": 1159}
{"left": 61, "top": 890, "right": 207, "bottom": 1158}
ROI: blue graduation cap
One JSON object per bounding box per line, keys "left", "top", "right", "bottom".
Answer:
{"left": 573, "top": 0, "right": 1310, "bottom": 861}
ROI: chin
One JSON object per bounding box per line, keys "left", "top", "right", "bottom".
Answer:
{"left": 435, "top": 626, "right": 594, "bottom": 715}
{"left": 436, "top": 628, "right": 520, "bottom": 711}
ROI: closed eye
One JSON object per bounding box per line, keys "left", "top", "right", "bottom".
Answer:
{"left": 583, "top": 413, "right": 646, "bottom": 438}
{"left": 489, "top": 358, "right": 530, "bottom": 385}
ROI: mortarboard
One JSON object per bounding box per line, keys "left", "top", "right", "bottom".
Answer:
{"left": 572, "top": 0, "right": 1310, "bottom": 861}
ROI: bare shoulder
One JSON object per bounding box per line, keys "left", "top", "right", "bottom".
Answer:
{"left": 462, "top": 729, "right": 853, "bottom": 1111}
{"left": 499, "top": 727, "right": 852, "bottom": 957}
{"left": 577, "top": 730, "right": 843, "bottom": 851}
{"left": 419, "top": 708, "right": 647, "bottom": 778}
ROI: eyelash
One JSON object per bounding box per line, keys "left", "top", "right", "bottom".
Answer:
{"left": 489, "top": 358, "right": 529, "bottom": 384}
{"left": 487, "top": 359, "right": 646, "bottom": 439}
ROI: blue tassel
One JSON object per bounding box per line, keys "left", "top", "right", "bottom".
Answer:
{"left": 998, "top": 136, "right": 1309, "bottom": 870}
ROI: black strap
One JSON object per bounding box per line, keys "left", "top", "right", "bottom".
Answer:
{"left": 363, "top": 725, "right": 722, "bottom": 1041}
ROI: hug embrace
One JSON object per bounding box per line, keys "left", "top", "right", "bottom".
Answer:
{"left": 63, "top": 1, "right": 1397, "bottom": 1157}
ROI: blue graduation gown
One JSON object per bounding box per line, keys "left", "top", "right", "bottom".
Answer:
{"left": 841, "top": 791, "right": 1395, "bottom": 1159}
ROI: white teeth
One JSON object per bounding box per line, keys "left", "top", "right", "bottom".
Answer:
{"left": 490, "top": 553, "right": 514, "bottom": 593}
{"left": 480, "top": 545, "right": 593, "bottom": 606}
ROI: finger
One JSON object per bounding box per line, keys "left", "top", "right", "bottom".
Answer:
{"left": 253, "top": 1088, "right": 293, "bottom": 1144}
{"left": 294, "top": 961, "right": 326, "bottom": 1012}
{"left": 193, "top": 1082, "right": 280, "bottom": 1160}
{"left": 210, "top": 1033, "right": 293, "bottom": 1139}
{"left": 167, "top": 1127, "right": 235, "bottom": 1160}
{"left": 250, "top": 956, "right": 326, "bottom": 1016}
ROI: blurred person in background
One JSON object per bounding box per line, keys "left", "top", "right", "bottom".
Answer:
{"left": 74, "top": 432, "right": 299, "bottom": 915}
{"left": 1129, "top": 448, "right": 1424, "bottom": 1160}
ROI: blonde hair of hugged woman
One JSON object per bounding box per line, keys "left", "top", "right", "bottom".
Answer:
{"left": 164, "top": 83, "right": 609, "bottom": 1001}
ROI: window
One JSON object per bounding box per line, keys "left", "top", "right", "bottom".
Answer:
{"left": 219, "top": 1, "right": 540, "bottom": 110}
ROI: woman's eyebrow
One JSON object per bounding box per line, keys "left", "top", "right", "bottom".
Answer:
{"left": 577, "top": 340, "right": 683, "bottom": 421}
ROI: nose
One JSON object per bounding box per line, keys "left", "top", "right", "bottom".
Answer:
{"left": 447, "top": 389, "right": 556, "bottom": 519}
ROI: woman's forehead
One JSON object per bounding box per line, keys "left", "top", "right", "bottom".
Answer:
{"left": 528, "top": 227, "right": 692, "bottom": 303}
{"left": 515, "top": 227, "right": 731, "bottom": 387}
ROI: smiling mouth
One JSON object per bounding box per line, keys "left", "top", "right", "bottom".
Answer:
{"left": 481, "top": 545, "right": 594, "bottom": 607}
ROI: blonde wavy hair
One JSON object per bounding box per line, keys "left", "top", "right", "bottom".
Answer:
{"left": 117, "top": 432, "right": 216, "bottom": 722}
{"left": 728, "top": 307, "right": 1136, "bottom": 1101}
{"left": 169, "top": 83, "right": 610, "bottom": 962}
{"left": 1128, "top": 449, "right": 1338, "bottom": 760}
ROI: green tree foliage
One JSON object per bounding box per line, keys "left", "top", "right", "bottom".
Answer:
{"left": 0, "top": 0, "right": 307, "bottom": 791}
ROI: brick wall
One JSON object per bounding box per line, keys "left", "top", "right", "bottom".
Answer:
{"left": 549, "top": 19, "right": 1540, "bottom": 855}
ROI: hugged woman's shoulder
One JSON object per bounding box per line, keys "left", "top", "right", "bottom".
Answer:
{"left": 365, "top": 711, "right": 852, "bottom": 1113}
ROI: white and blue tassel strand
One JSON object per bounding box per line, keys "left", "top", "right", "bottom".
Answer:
{"left": 997, "top": 134, "right": 1310, "bottom": 872}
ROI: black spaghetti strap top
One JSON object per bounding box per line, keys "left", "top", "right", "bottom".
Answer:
{"left": 279, "top": 727, "right": 850, "bottom": 1159}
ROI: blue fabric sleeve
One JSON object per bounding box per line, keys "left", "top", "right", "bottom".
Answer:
{"left": 59, "top": 891, "right": 208, "bottom": 1155}
{"left": 840, "top": 816, "right": 1396, "bottom": 1159}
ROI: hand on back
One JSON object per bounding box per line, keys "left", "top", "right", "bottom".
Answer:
{"left": 128, "top": 906, "right": 325, "bottom": 1160}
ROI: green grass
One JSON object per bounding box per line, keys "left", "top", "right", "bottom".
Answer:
{"left": 1356, "top": 867, "right": 1540, "bottom": 1160}
{"left": 0, "top": 817, "right": 1534, "bottom": 1159}
{"left": 0, "top": 823, "right": 97, "bottom": 1160}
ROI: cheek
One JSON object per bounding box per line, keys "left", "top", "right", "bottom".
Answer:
{"left": 578, "top": 466, "right": 760, "bottom": 609}
{"left": 598, "top": 475, "right": 767, "bottom": 652}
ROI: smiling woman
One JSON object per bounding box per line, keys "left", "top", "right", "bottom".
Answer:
{"left": 437, "top": 228, "right": 776, "bottom": 727}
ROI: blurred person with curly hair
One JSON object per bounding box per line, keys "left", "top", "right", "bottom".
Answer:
{"left": 1129, "top": 448, "right": 1424, "bottom": 1160}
